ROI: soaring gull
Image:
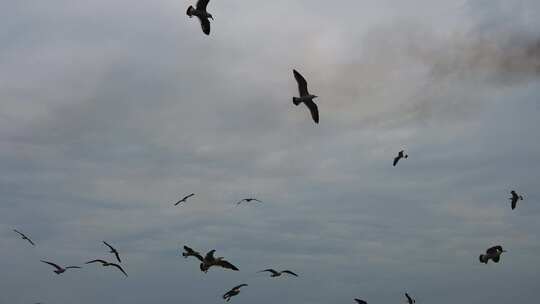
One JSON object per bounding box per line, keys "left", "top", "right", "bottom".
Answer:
{"left": 186, "top": 0, "right": 213, "bottom": 35}
{"left": 292, "top": 69, "right": 319, "bottom": 124}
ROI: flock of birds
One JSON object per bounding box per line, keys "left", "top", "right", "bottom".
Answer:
{"left": 8, "top": 0, "right": 533, "bottom": 303}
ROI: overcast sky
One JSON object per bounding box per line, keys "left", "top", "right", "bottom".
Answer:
{"left": 1, "top": 0, "right": 539, "bottom": 303}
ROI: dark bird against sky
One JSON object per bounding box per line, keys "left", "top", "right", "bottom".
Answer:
{"left": 175, "top": 193, "right": 195, "bottom": 206}
{"left": 103, "top": 241, "right": 122, "bottom": 263}
{"left": 236, "top": 198, "right": 262, "bottom": 205}
{"left": 223, "top": 284, "right": 248, "bottom": 302}
{"left": 405, "top": 293, "right": 416, "bottom": 304}
{"left": 86, "top": 259, "right": 128, "bottom": 277}
{"left": 40, "top": 260, "right": 81, "bottom": 274}
{"left": 393, "top": 150, "right": 408, "bottom": 167}
{"left": 13, "top": 229, "right": 35, "bottom": 246}
{"left": 293, "top": 69, "right": 319, "bottom": 124}
{"left": 354, "top": 299, "right": 367, "bottom": 304}
{"left": 479, "top": 245, "right": 506, "bottom": 264}
{"left": 509, "top": 190, "right": 524, "bottom": 210}
{"left": 186, "top": 0, "right": 213, "bottom": 35}
{"left": 199, "top": 249, "right": 239, "bottom": 272}
{"left": 258, "top": 268, "right": 298, "bottom": 277}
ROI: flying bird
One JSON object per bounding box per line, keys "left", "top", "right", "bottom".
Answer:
{"left": 393, "top": 150, "right": 408, "bottom": 167}
{"left": 103, "top": 241, "right": 122, "bottom": 263}
{"left": 292, "top": 69, "right": 319, "bottom": 124}
{"left": 258, "top": 269, "right": 298, "bottom": 277}
{"left": 509, "top": 190, "right": 524, "bottom": 210}
{"left": 86, "top": 259, "right": 128, "bottom": 277}
{"left": 405, "top": 293, "right": 416, "bottom": 304}
{"left": 236, "top": 198, "right": 262, "bottom": 205}
{"left": 354, "top": 299, "right": 367, "bottom": 304}
{"left": 199, "top": 249, "right": 239, "bottom": 272}
{"left": 40, "top": 260, "right": 81, "bottom": 274}
{"left": 175, "top": 193, "right": 195, "bottom": 206}
{"left": 186, "top": 0, "right": 213, "bottom": 35}
{"left": 479, "top": 245, "right": 506, "bottom": 264}
{"left": 223, "top": 284, "right": 248, "bottom": 302}
{"left": 13, "top": 229, "right": 35, "bottom": 246}
{"left": 181, "top": 245, "right": 204, "bottom": 261}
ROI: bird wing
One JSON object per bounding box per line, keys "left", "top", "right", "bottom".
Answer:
{"left": 196, "top": 0, "right": 210, "bottom": 11}
{"left": 233, "top": 284, "right": 248, "bottom": 290}
{"left": 236, "top": 199, "right": 246, "bottom": 205}
{"left": 183, "top": 246, "right": 204, "bottom": 261}
{"left": 13, "top": 229, "right": 24, "bottom": 237}
{"left": 103, "top": 241, "right": 116, "bottom": 252}
{"left": 259, "top": 269, "right": 279, "bottom": 275}
{"left": 405, "top": 293, "right": 413, "bottom": 304}
{"left": 354, "top": 299, "right": 367, "bottom": 304}
{"left": 113, "top": 251, "right": 122, "bottom": 263}
{"left": 25, "top": 237, "right": 36, "bottom": 246}
{"left": 511, "top": 198, "right": 517, "bottom": 210}
{"left": 205, "top": 249, "right": 216, "bottom": 260}
{"left": 41, "top": 260, "right": 63, "bottom": 271}
{"left": 110, "top": 263, "right": 128, "bottom": 277}
{"left": 65, "top": 266, "right": 82, "bottom": 269}
{"left": 303, "top": 99, "right": 319, "bottom": 124}
{"left": 216, "top": 259, "right": 239, "bottom": 271}
{"left": 487, "top": 246, "right": 503, "bottom": 254}
{"left": 85, "top": 259, "right": 108, "bottom": 265}
{"left": 198, "top": 16, "right": 211, "bottom": 35}
{"left": 393, "top": 156, "right": 400, "bottom": 166}
{"left": 282, "top": 270, "right": 299, "bottom": 277}
{"left": 293, "top": 70, "right": 309, "bottom": 96}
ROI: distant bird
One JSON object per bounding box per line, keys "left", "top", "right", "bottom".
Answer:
{"left": 223, "top": 284, "right": 248, "bottom": 302}
{"left": 182, "top": 245, "right": 204, "bottom": 261}
{"left": 354, "top": 299, "right": 367, "bottom": 304}
{"left": 103, "top": 241, "right": 122, "bottom": 263}
{"left": 509, "top": 190, "right": 524, "bottom": 210}
{"left": 479, "top": 245, "right": 506, "bottom": 264}
{"left": 258, "top": 269, "right": 298, "bottom": 277}
{"left": 292, "top": 69, "right": 319, "bottom": 124}
{"left": 175, "top": 193, "right": 195, "bottom": 206}
{"left": 236, "top": 198, "right": 262, "bottom": 205}
{"left": 186, "top": 0, "right": 213, "bottom": 35}
{"left": 13, "top": 229, "right": 35, "bottom": 246}
{"left": 86, "top": 259, "right": 128, "bottom": 277}
{"left": 199, "top": 249, "right": 239, "bottom": 272}
{"left": 40, "top": 260, "right": 81, "bottom": 274}
{"left": 405, "top": 293, "right": 416, "bottom": 304}
{"left": 393, "top": 150, "right": 408, "bottom": 167}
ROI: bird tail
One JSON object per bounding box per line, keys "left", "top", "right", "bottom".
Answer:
{"left": 479, "top": 254, "right": 488, "bottom": 264}
{"left": 186, "top": 5, "right": 195, "bottom": 17}
{"left": 293, "top": 97, "right": 301, "bottom": 105}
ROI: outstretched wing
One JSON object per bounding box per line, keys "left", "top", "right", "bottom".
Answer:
{"left": 393, "top": 156, "right": 400, "bottom": 166}
{"left": 205, "top": 249, "right": 216, "bottom": 261}
{"left": 405, "top": 293, "right": 414, "bottom": 304}
{"left": 511, "top": 198, "right": 517, "bottom": 210}
{"left": 232, "top": 283, "right": 248, "bottom": 290}
{"left": 183, "top": 246, "right": 204, "bottom": 261}
{"left": 65, "top": 266, "right": 82, "bottom": 270}
{"left": 41, "top": 260, "right": 63, "bottom": 271}
{"left": 236, "top": 199, "right": 246, "bottom": 205}
{"left": 354, "top": 299, "right": 367, "bottom": 304}
{"left": 13, "top": 229, "right": 24, "bottom": 237}
{"left": 198, "top": 16, "right": 211, "bottom": 35}
{"left": 216, "top": 259, "right": 239, "bottom": 271}
{"left": 86, "top": 259, "right": 108, "bottom": 265}
{"left": 293, "top": 69, "right": 309, "bottom": 96}
{"left": 304, "top": 99, "right": 319, "bottom": 124}
{"left": 282, "top": 270, "right": 299, "bottom": 277}
{"left": 196, "top": 0, "right": 210, "bottom": 11}
{"left": 259, "top": 269, "right": 279, "bottom": 275}
{"left": 110, "top": 263, "right": 128, "bottom": 277}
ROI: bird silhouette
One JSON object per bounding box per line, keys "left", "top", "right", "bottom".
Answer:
{"left": 393, "top": 150, "right": 408, "bottom": 166}
{"left": 86, "top": 259, "right": 128, "bottom": 277}
{"left": 354, "top": 299, "right": 367, "bottom": 304}
{"left": 40, "top": 260, "right": 81, "bottom": 274}
{"left": 236, "top": 198, "right": 262, "bottom": 205}
{"left": 223, "top": 284, "right": 248, "bottom": 302}
{"left": 103, "top": 241, "right": 122, "bottom": 263}
{"left": 509, "top": 190, "right": 524, "bottom": 210}
{"left": 199, "top": 249, "right": 239, "bottom": 272}
{"left": 293, "top": 69, "right": 319, "bottom": 124}
{"left": 479, "top": 245, "right": 506, "bottom": 264}
{"left": 181, "top": 245, "right": 204, "bottom": 261}
{"left": 405, "top": 293, "right": 416, "bottom": 304}
{"left": 175, "top": 193, "right": 195, "bottom": 206}
{"left": 13, "top": 229, "right": 35, "bottom": 246}
{"left": 186, "top": 0, "right": 213, "bottom": 35}
{"left": 258, "top": 268, "right": 298, "bottom": 277}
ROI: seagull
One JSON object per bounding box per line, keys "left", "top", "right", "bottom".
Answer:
{"left": 292, "top": 69, "right": 319, "bottom": 124}
{"left": 199, "top": 249, "right": 239, "bottom": 272}
{"left": 175, "top": 193, "right": 195, "bottom": 206}
{"left": 103, "top": 241, "right": 122, "bottom": 263}
{"left": 354, "top": 299, "right": 368, "bottom": 304}
{"left": 479, "top": 245, "right": 506, "bottom": 264}
{"left": 186, "top": 0, "right": 213, "bottom": 35}
{"left": 181, "top": 245, "right": 204, "bottom": 261}
{"left": 86, "top": 259, "right": 128, "bottom": 277}
{"left": 13, "top": 229, "right": 35, "bottom": 246}
{"left": 40, "top": 260, "right": 81, "bottom": 274}
{"left": 405, "top": 293, "right": 416, "bottom": 304}
{"left": 223, "top": 284, "right": 248, "bottom": 302}
{"left": 509, "top": 190, "right": 524, "bottom": 210}
{"left": 393, "top": 150, "right": 408, "bottom": 167}
{"left": 258, "top": 269, "right": 298, "bottom": 277}
{"left": 236, "top": 198, "right": 262, "bottom": 205}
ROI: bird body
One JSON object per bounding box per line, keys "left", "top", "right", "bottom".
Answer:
{"left": 509, "top": 190, "right": 524, "bottom": 210}
{"left": 86, "top": 259, "right": 128, "bottom": 277}
{"left": 479, "top": 245, "right": 506, "bottom": 264}
{"left": 13, "top": 229, "right": 35, "bottom": 246}
{"left": 258, "top": 268, "right": 298, "bottom": 277}
{"left": 41, "top": 260, "right": 81, "bottom": 274}
{"left": 223, "top": 284, "right": 248, "bottom": 302}
{"left": 293, "top": 69, "right": 319, "bottom": 124}
{"left": 186, "top": 0, "right": 213, "bottom": 35}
